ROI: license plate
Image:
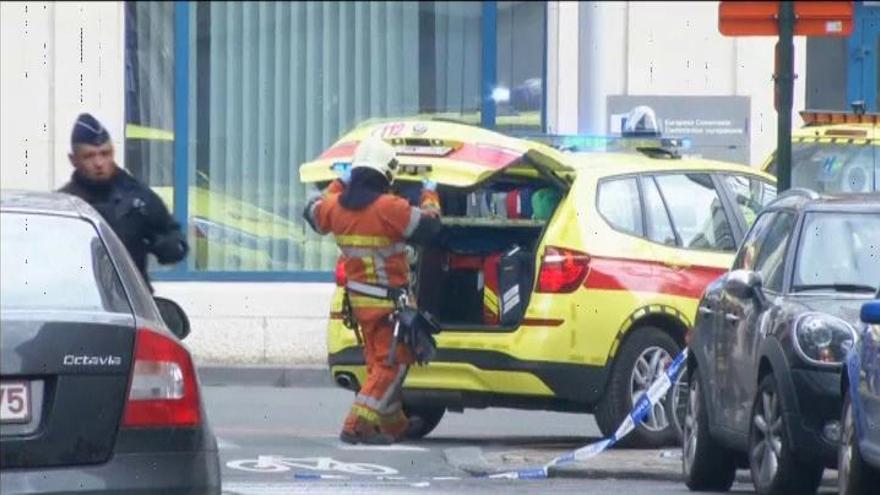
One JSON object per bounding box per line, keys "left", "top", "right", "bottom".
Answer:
{"left": 0, "top": 381, "right": 31, "bottom": 424}
{"left": 395, "top": 145, "right": 452, "bottom": 157}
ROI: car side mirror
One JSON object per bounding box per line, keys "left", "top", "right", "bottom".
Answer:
{"left": 725, "top": 269, "right": 766, "bottom": 307}
{"left": 154, "top": 297, "right": 191, "bottom": 340}
{"left": 861, "top": 301, "right": 880, "bottom": 325}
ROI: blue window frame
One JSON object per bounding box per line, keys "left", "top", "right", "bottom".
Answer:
{"left": 126, "top": 1, "right": 547, "bottom": 282}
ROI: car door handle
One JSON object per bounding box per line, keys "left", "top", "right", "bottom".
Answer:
{"left": 698, "top": 306, "right": 715, "bottom": 315}
{"left": 724, "top": 313, "right": 740, "bottom": 323}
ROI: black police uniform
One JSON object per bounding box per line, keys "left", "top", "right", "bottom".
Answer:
{"left": 60, "top": 169, "right": 188, "bottom": 291}
{"left": 59, "top": 113, "right": 187, "bottom": 292}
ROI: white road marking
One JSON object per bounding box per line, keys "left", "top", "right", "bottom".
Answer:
{"left": 223, "top": 479, "right": 434, "bottom": 494}
{"left": 217, "top": 437, "right": 240, "bottom": 450}
{"left": 432, "top": 476, "right": 462, "bottom": 481}
{"left": 226, "top": 456, "right": 398, "bottom": 476}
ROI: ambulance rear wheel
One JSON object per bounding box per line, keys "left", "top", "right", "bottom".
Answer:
{"left": 402, "top": 405, "right": 445, "bottom": 439}
{"left": 594, "top": 326, "right": 681, "bottom": 448}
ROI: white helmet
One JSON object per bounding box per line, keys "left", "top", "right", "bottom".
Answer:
{"left": 351, "top": 136, "right": 398, "bottom": 183}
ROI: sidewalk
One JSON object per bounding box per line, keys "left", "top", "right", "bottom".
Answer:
{"left": 444, "top": 444, "right": 837, "bottom": 485}
{"left": 196, "top": 364, "right": 333, "bottom": 388}
{"left": 444, "top": 444, "right": 689, "bottom": 482}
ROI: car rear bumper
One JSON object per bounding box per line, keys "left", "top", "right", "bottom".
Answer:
{"left": 784, "top": 368, "right": 843, "bottom": 467}
{"left": 0, "top": 449, "right": 221, "bottom": 495}
{"left": 329, "top": 346, "right": 611, "bottom": 407}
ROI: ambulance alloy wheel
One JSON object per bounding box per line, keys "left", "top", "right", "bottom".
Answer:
{"left": 595, "top": 326, "right": 681, "bottom": 448}
{"left": 401, "top": 405, "right": 445, "bottom": 439}
{"left": 682, "top": 366, "right": 736, "bottom": 492}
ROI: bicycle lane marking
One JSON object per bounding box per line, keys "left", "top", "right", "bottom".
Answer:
{"left": 226, "top": 455, "right": 399, "bottom": 476}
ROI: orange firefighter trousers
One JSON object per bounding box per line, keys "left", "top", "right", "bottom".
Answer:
{"left": 343, "top": 306, "right": 415, "bottom": 439}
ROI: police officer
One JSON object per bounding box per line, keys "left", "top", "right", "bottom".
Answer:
{"left": 59, "top": 113, "right": 188, "bottom": 291}
{"left": 304, "top": 136, "right": 442, "bottom": 444}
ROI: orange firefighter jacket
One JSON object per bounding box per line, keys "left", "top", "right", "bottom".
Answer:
{"left": 305, "top": 180, "right": 441, "bottom": 309}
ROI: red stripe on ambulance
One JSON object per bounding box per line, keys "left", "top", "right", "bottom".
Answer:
{"left": 584, "top": 256, "right": 727, "bottom": 300}
{"left": 446, "top": 143, "right": 522, "bottom": 169}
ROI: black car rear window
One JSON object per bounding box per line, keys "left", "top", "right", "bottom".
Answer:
{"left": 0, "top": 212, "right": 131, "bottom": 313}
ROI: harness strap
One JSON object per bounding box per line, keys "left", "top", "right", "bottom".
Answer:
{"left": 346, "top": 280, "right": 405, "bottom": 301}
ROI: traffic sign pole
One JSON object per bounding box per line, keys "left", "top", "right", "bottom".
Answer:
{"left": 776, "top": 1, "right": 795, "bottom": 193}
{"left": 719, "top": 1, "right": 853, "bottom": 193}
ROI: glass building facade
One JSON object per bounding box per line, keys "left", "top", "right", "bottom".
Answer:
{"left": 125, "top": 1, "right": 547, "bottom": 278}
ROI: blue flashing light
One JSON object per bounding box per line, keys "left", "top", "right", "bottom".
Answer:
{"left": 518, "top": 133, "right": 696, "bottom": 156}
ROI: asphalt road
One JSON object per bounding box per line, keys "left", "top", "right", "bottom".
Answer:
{"left": 202, "top": 384, "right": 806, "bottom": 494}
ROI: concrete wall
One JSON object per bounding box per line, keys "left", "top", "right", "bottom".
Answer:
{"left": 546, "top": 1, "right": 579, "bottom": 134}
{"left": 1, "top": 1, "right": 126, "bottom": 191}
{"left": 577, "top": 1, "right": 808, "bottom": 167}
{"left": 152, "top": 282, "right": 334, "bottom": 366}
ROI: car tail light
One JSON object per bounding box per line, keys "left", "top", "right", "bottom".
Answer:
{"left": 121, "top": 327, "right": 200, "bottom": 428}
{"left": 537, "top": 246, "right": 591, "bottom": 293}
{"left": 335, "top": 258, "right": 347, "bottom": 287}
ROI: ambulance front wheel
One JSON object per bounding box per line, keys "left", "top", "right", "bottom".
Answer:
{"left": 402, "top": 404, "right": 445, "bottom": 439}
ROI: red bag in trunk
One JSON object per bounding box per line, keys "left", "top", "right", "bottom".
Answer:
{"left": 482, "top": 253, "right": 502, "bottom": 325}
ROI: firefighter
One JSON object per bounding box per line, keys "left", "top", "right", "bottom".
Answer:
{"left": 304, "top": 136, "right": 442, "bottom": 444}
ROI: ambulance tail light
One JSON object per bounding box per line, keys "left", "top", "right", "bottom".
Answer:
{"left": 537, "top": 247, "right": 591, "bottom": 293}
{"left": 335, "top": 259, "right": 347, "bottom": 287}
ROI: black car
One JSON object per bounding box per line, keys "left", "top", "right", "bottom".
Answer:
{"left": 0, "top": 191, "right": 220, "bottom": 494}
{"left": 682, "top": 190, "right": 880, "bottom": 495}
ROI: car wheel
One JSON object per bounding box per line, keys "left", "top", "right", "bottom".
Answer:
{"left": 682, "top": 366, "right": 736, "bottom": 492}
{"left": 401, "top": 404, "right": 445, "bottom": 439}
{"left": 595, "top": 326, "right": 681, "bottom": 448}
{"left": 749, "top": 374, "right": 824, "bottom": 495}
{"left": 839, "top": 389, "right": 880, "bottom": 495}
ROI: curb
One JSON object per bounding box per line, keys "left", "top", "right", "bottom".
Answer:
{"left": 550, "top": 464, "right": 753, "bottom": 484}
{"left": 446, "top": 447, "right": 824, "bottom": 485}
{"left": 443, "top": 447, "right": 494, "bottom": 476}
{"left": 551, "top": 465, "right": 836, "bottom": 487}
{"left": 196, "top": 365, "right": 334, "bottom": 388}
{"left": 550, "top": 465, "right": 683, "bottom": 482}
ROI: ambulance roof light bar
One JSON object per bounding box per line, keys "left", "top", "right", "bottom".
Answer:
{"left": 524, "top": 134, "right": 692, "bottom": 157}
{"left": 800, "top": 108, "right": 880, "bottom": 126}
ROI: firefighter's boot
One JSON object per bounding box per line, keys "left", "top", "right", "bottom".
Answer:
{"left": 340, "top": 413, "right": 394, "bottom": 445}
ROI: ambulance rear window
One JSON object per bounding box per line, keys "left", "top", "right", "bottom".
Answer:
{"left": 768, "top": 142, "right": 878, "bottom": 194}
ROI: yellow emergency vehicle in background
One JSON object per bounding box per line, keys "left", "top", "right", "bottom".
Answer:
{"left": 301, "top": 119, "right": 776, "bottom": 448}
{"left": 762, "top": 109, "right": 878, "bottom": 193}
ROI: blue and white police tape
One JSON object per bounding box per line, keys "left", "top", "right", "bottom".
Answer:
{"left": 486, "top": 347, "right": 689, "bottom": 480}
